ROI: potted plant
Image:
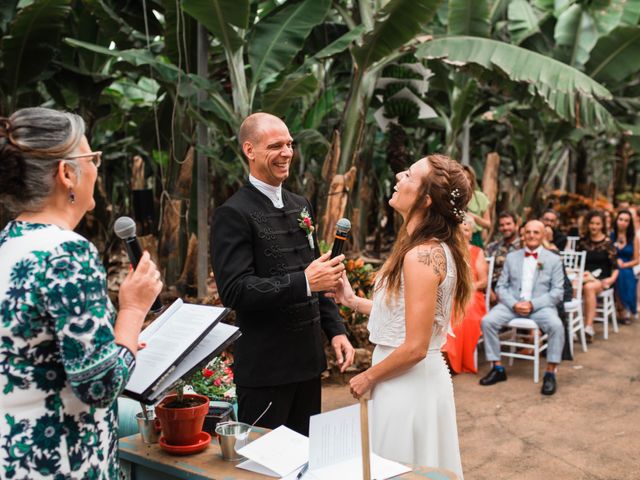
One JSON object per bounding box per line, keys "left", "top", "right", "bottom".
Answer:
{"left": 154, "top": 385, "right": 210, "bottom": 446}
{"left": 188, "top": 355, "right": 237, "bottom": 435}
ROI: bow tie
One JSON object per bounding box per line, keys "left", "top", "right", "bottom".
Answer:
{"left": 525, "top": 251, "right": 538, "bottom": 259}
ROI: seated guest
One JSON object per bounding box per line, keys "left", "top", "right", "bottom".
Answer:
{"left": 485, "top": 211, "right": 521, "bottom": 300}
{"left": 541, "top": 209, "right": 567, "bottom": 251}
{"left": 577, "top": 210, "right": 618, "bottom": 342}
{"left": 479, "top": 220, "right": 565, "bottom": 395}
{"left": 611, "top": 210, "right": 638, "bottom": 325}
{"left": 462, "top": 165, "right": 491, "bottom": 247}
{"left": 0, "top": 108, "right": 162, "bottom": 477}
{"left": 443, "top": 215, "right": 488, "bottom": 373}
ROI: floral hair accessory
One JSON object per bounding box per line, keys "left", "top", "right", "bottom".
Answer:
{"left": 449, "top": 188, "right": 466, "bottom": 223}
{"left": 298, "top": 207, "right": 315, "bottom": 249}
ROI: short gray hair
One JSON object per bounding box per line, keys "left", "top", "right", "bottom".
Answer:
{"left": 0, "top": 107, "right": 85, "bottom": 213}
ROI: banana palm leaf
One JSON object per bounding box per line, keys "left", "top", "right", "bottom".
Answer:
{"left": 554, "top": 4, "right": 598, "bottom": 68}
{"left": 416, "top": 36, "right": 616, "bottom": 130}
{"left": 508, "top": 0, "right": 540, "bottom": 45}
{"left": 447, "top": 0, "right": 490, "bottom": 37}
{"left": 181, "top": 0, "right": 249, "bottom": 53}
{"left": 586, "top": 26, "right": 640, "bottom": 85}
{"left": 261, "top": 73, "right": 319, "bottom": 116}
{"left": 248, "top": 0, "right": 331, "bottom": 90}
{"left": 351, "top": 0, "right": 442, "bottom": 71}
{"left": 1, "top": 0, "right": 71, "bottom": 104}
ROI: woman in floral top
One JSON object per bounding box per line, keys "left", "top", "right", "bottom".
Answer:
{"left": 0, "top": 108, "right": 162, "bottom": 479}
{"left": 577, "top": 210, "right": 618, "bottom": 343}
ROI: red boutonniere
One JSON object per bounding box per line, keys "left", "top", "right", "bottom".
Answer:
{"left": 298, "top": 208, "right": 315, "bottom": 249}
{"left": 537, "top": 262, "right": 544, "bottom": 271}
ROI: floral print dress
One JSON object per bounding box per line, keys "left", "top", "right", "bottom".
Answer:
{"left": 0, "top": 221, "right": 136, "bottom": 479}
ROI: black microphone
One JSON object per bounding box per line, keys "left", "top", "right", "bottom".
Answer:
{"left": 114, "top": 216, "right": 163, "bottom": 313}
{"left": 330, "top": 218, "right": 351, "bottom": 258}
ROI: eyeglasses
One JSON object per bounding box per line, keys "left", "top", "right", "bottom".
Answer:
{"left": 63, "top": 151, "right": 102, "bottom": 168}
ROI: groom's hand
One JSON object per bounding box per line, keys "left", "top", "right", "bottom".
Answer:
{"left": 305, "top": 252, "right": 345, "bottom": 292}
{"left": 331, "top": 334, "right": 355, "bottom": 372}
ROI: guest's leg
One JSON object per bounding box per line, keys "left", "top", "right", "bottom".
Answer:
{"left": 481, "top": 304, "right": 514, "bottom": 363}
{"left": 287, "top": 377, "right": 321, "bottom": 436}
{"left": 236, "top": 383, "right": 295, "bottom": 430}
{"left": 530, "top": 308, "right": 565, "bottom": 366}
{"left": 583, "top": 280, "right": 602, "bottom": 328}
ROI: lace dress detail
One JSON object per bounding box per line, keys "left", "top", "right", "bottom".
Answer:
{"left": 368, "top": 242, "right": 456, "bottom": 349}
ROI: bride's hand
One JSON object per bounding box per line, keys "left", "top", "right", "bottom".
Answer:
{"left": 349, "top": 370, "right": 374, "bottom": 399}
{"left": 326, "top": 271, "right": 357, "bottom": 307}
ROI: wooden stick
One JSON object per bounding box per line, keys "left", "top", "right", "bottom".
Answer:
{"left": 359, "top": 398, "right": 371, "bottom": 480}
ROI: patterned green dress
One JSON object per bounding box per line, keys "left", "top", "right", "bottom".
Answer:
{"left": 0, "top": 221, "right": 136, "bottom": 479}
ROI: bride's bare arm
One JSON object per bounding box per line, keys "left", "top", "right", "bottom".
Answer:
{"left": 327, "top": 271, "right": 373, "bottom": 315}
{"left": 349, "top": 242, "right": 444, "bottom": 398}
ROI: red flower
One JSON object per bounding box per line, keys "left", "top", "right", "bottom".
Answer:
{"left": 202, "top": 368, "right": 214, "bottom": 378}
{"left": 304, "top": 217, "right": 312, "bottom": 227}
{"left": 214, "top": 379, "right": 222, "bottom": 386}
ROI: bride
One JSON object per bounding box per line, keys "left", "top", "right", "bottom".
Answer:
{"left": 332, "top": 154, "right": 472, "bottom": 478}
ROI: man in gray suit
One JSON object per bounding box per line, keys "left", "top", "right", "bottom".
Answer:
{"left": 479, "top": 220, "right": 565, "bottom": 395}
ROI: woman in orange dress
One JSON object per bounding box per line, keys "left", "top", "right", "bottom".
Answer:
{"left": 443, "top": 215, "right": 488, "bottom": 373}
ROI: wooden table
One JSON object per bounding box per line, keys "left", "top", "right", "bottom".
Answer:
{"left": 119, "top": 433, "right": 459, "bottom": 480}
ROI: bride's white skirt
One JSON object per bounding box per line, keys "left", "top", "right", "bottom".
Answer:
{"left": 371, "top": 345, "right": 464, "bottom": 479}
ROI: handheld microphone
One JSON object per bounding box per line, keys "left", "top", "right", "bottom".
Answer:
{"left": 113, "top": 216, "right": 163, "bottom": 313}
{"left": 330, "top": 218, "right": 351, "bottom": 258}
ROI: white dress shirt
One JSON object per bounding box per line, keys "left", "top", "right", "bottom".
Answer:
{"left": 520, "top": 246, "right": 542, "bottom": 301}
{"left": 248, "top": 175, "right": 311, "bottom": 296}
{"left": 249, "top": 174, "right": 283, "bottom": 208}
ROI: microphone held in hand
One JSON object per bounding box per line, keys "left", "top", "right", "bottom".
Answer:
{"left": 330, "top": 218, "right": 351, "bottom": 259}
{"left": 114, "top": 216, "right": 163, "bottom": 313}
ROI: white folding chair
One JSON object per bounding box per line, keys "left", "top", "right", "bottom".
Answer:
{"left": 561, "top": 251, "right": 588, "bottom": 355}
{"left": 499, "top": 318, "right": 548, "bottom": 383}
{"left": 594, "top": 288, "right": 618, "bottom": 339}
{"left": 565, "top": 236, "right": 579, "bottom": 251}
{"left": 474, "top": 256, "right": 494, "bottom": 370}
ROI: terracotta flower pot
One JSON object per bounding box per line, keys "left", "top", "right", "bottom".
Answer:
{"left": 155, "top": 393, "right": 209, "bottom": 446}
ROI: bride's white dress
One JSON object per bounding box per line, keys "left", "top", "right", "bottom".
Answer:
{"left": 368, "top": 242, "right": 463, "bottom": 478}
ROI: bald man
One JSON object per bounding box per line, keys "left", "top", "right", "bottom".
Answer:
{"left": 210, "top": 113, "right": 354, "bottom": 434}
{"left": 479, "top": 220, "right": 565, "bottom": 395}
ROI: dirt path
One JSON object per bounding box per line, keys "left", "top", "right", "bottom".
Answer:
{"left": 321, "top": 322, "right": 640, "bottom": 479}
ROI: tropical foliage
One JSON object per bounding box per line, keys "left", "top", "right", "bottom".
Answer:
{"left": 1, "top": 0, "right": 640, "bottom": 295}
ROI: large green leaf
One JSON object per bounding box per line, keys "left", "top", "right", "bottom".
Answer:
{"left": 182, "top": 0, "right": 249, "bottom": 53}
{"left": 621, "top": 0, "right": 640, "bottom": 24}
{"left": 416, "top": 36, "right": 616, "bottom": 130}
{"left": 351, "top": 0, "right": 442, "bottom": 71}
{"left": 586, "top": 26, "right": 640, "bottom": 85}
{"left": 447, "top": 0, "right": 490, "bottom": 37}
{"left": 554, "top": 4, "right": 598, "bottom": 68}
{"left": 248, "top": 0, "right": 330, "bottom": 89}
{"left": 1, "top": 0, "right": 71, "bottom": 96}
{"left": 261, "top": 73, "right": 318, "bottom": 116}
{"left": 312, "top": 25, "right": 365, "bottom": 61}
{"left": 508, "top": 0, "right": 540, "bottom": 44}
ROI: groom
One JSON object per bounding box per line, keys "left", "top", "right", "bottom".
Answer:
{"left": 210, "top": 113, "right": 355, "bottom": 435}
{"left": 479, "top": 220, "right": 565, "bottom": 395}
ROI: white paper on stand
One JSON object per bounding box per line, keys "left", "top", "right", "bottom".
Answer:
{"left": 236, "top": 425, "right": 309, "bottom": 477}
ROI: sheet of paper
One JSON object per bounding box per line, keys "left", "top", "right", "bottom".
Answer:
{"left": 310, "top": 454, "right": 410, "bottom": 480}
{"left": 308, "top": 402, "right": 371, "bottom": 470}
{"left": 236, "top": 459, "right": 279, "bottom": 477}
{"left": 236, "top": 425, "right": 309, "bottom": 477}
{"left": 147, "top": 322, "right": 239, "bottom": 402}
{"left": 125, "top": 301, "right": 227, "bottom": 395}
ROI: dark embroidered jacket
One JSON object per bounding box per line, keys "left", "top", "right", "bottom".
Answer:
{"left": 210, "top": 184, "right": 346, "bottom": 387}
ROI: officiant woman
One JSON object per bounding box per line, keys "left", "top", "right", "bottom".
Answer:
{"left": 0, "top": 107, "right": 162, "bottom": 479}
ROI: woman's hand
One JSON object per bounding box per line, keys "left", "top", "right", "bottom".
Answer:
{"left": 327, "top": 271, "right": 357, "bottom": 309}
{"left": 617, "top": 258, "right": 625, "bottom": 269}
{"left": 349, "top": 370, "right": 375, "bottom": 399}
{"left": 118, "top": 251, "right": 163, "bottom": 318}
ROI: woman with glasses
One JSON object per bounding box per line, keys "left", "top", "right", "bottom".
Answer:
{"left": 0, "top": 107, "right": 162, "bottom": 478}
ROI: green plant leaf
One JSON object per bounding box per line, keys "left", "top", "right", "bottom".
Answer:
{"left": 416, "top": 36, "right": 616, "bottom": 130}
{"left": 1, "top": 0, "right": 71, "bottom": 98}
{"left": 554, "top": 4, "right": 598, "bottom": 68}
{"left": 447, "top": 0, "right": 490, "bottom": 37}
{"left": 586, "top": 26, "right": 640, "bottom": 85}
{"left": 248, "top": 0, "right": 331, "bottom": 89}
{"left": 508, "top": 0, "right": 541, "bottom": 44}
{"left": 351, "top": 0, "right": 442, "bottom": 71}
{"left": 312, "top": 25, "right": 365, "bottom": 60}
{"left": 262, "top": 73, "right": 319, "bottom": 116}
{"left": 181, "top": 0, "right": 250, "bottom": 53}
